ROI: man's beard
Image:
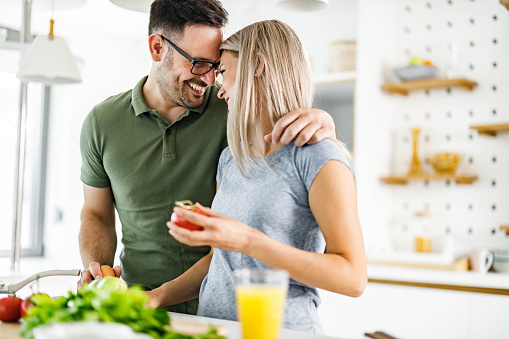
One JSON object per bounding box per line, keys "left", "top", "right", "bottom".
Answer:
{"left": 157, "top": 56, "right": 207, "bottom": 109}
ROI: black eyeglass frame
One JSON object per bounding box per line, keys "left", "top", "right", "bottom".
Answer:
{"left": 160, "top": 35, "right": 220, "bottom": 76}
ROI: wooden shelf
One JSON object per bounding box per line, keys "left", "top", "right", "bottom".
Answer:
{"left": 381, "top": 78, "right": 478, "bottom": 96}
{"left": 312, "top": 71, "right": 356, "bottom": 86}
{"left": 380, "top": 174, "right": 478, "bottom": 185}
{"left": 470, "top": 123, "right": 509, "bottom": 137}
{"left": 501, "top": 225, "right": 509, "bottom": 236}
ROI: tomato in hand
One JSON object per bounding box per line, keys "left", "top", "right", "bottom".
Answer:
{"left": 0, "top": 296, "right": 22, "bottom": 322}
{"left": 170, "top": 200, "right": 206, "bottom": 231}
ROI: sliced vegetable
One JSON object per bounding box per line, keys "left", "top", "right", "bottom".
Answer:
{"left": 171, "top": 200, "right": 206, "bottom": 231}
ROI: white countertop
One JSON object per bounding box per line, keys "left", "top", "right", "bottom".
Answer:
{"left": 368, "top": 264, "right": 509, "bottom": 290}
{"left": 169, "top": 312, "right": 340, "bottom": 339}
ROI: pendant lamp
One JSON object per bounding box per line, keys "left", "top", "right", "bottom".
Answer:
{"left": 16, "top": 16, "right": 81, "bottom": 84}
{"left": 109, "top": 0, "right": 153, "bottom": 13}
{"left": 276, "top": 0, "right": 329, "bottom": 11}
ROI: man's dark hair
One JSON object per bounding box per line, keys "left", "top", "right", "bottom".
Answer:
{"left": 149, "top": 0, "right": 229, "bottom": 41}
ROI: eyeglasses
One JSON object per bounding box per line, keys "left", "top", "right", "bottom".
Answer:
{"left": 160, "top": 35, "right": 220, "bottom": 76}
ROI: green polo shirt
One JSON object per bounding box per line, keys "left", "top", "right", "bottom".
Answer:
{"left": 80, "top": 76, "right": 228, "bottom": 314}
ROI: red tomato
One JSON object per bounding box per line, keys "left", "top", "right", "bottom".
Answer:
{"left": 19, "top": 293, "right": 49, "bottom": 318}
{"left": 0, "top": 296, "right": 22, "bottom": 323}
{"left": 20, "top": 299, "right": 31, "bottom": 318}
{"left": 171, "top": 201, "right": 206, "bottom": 231}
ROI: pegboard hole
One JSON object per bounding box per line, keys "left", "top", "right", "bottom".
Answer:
{"left": 492, "top": 180, "right": 496, "bottom": 187}
{"left": 469, "top": 64, "right": 474, "bottom": 71}
{"left": 447, "top": 21, "right": 453, "bottom": 28}
{"left": 492, "top": 85, "right": 497, "bottom": 92}
{"left": 468, "top": 204, "right": 473, "bottom": 210}
{"left": 426, "top": 2, "right": 432, "bottom": 9}
{"left": 446, "top": 203, "right": 451, "bottom": 210}
{"left": 446, "top": 87, "right": 452, "bottom": 94}
{"left": 446, "top": 134, "right": 451, "bottom": 141}
{"left": 468, "top": 227, "right": 473, "bottom": 234}
{"left": 492, "top": 204, "right": 497, "bottom": 211}
{"left": 491, "top": 229, "right": 497, "bottom": 235}
{"left": 492, "top": 156, "right": 497, "bottom": 163}
{"left": 469, "top": 41, "right": 475, "bottom": 48}
{"left": 493, "top": 15, "right": 498, "bottom": 21}
{"left": 469, "top": 157, "right": 473, "bottom": 164}
{"left": 426, "top": 24, "right": 432, "bottom": 32}
{"left": 493, "top": 62, "right": 497, "bottom": 68}
{"left": 469, "top": 133, "right": 474, "bottom": 140}
{"left": 446, "top": 111, "right": 452, "bottom": 118}
{"left": 493, "top": 38, "right": 498, "bottom": 45}
{"left": 469, "top": 110, "right": 474, "bottom": 117}
{"left": 470, "top": 18, "right": 475, "bottom": 25}
{"left": 492, "top": 109, "right": 497, "bottom": 115}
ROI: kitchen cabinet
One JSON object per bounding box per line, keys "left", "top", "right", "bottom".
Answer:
{"left": 318, "top": 282, "right": 509, "bottom": 339}
{"left": 313, "top": 72, "right": 355, "bottom": 151}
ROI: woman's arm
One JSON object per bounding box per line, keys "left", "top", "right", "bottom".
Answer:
{"left": 146, "top": 251, "right": 213, "bottom": 308}
{"left": 168, "top": 161, "right": 366, "bottom": 297}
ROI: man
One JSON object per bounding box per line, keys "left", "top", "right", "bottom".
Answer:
{"left": 78, "top": 0, "right": 337, "bottom": 315}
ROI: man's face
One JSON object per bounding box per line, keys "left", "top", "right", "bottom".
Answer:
{"left": 156, "top": 24, "right": 222, "bottom": 109}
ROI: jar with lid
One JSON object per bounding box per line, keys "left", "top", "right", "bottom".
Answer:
{"left": 413, "top": 211, "right": 431, "bottom": 253}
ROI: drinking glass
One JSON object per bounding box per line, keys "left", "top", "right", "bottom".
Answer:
{"left": 234, "top": 268, "right": 289, "bottom": 339}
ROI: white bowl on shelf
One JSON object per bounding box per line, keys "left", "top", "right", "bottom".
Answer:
{"left": 394, "top": 65, "right": 438, "bottom": 81}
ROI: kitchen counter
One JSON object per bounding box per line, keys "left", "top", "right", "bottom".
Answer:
{"left": 368, "top": 264, "right": 509, "bottom": 294}
{"left": 0, "top": 312, "right": 339, "bottom": 339}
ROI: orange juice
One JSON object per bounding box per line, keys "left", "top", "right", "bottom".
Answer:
{"left": 236, "top": 285, "right": 287, "bottom": 339}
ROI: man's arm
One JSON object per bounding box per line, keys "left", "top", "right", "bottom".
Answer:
{"left": 77, "top": 184, "right": 119, "bottom": 289}
{"left": 265, "top": 108, "right": 337, "bottom": 146}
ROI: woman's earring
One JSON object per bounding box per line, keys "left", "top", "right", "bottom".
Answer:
{"left": 255, "top": 73, "right": 258, "bottom": 77}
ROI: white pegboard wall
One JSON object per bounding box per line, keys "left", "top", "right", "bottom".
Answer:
{"left": 384, "top": 0, "right": 509, "bottom": 254}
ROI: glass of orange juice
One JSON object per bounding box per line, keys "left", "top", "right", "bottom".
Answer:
{"left": 234, "top": 268, "right": 289, "bottom": 339}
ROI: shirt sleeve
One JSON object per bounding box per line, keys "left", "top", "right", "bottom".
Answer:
{"left": 215, "top": 147, "right": 230, "bottom": 187}
{"left": 294, "top": 139, "right": 351, "bottom": 192}
{"left": 80, "top": 110, "right": 111, "bottom": 188}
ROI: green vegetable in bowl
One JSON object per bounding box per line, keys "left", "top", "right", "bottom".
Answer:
{"left": 19, "top": 280, "right": 224, "bottom": 339}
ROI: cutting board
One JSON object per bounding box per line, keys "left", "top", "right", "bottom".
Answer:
{"left": 0, "top": 319, "right": 228, "bottom": 339}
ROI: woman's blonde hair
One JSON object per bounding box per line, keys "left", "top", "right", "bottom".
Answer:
{"left": 220, "top": 20, "right": 349, "bottom": 174}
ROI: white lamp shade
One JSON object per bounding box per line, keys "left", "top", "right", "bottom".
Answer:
{"left": 276, "top": 0, "right": 329, "bottom": 11}
{"left": 109, "top": 0, "right": 153, "bottom": 13}
{"left": 16, "top": 35, "right": 81, "bottom": 84}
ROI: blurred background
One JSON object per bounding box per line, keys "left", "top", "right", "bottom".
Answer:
{"left": 0, "top": 0, "right": 508, "bottom": 338}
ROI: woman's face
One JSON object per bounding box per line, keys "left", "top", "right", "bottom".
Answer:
{"left": 217, "top": 51, "right": 238, "bottom": 107}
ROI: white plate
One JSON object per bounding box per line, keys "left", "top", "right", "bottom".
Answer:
{"left": 33, "top": 322, "right": 152, "bottom": 339}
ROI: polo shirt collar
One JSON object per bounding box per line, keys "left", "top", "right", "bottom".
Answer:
{"left": 131, "top": 75, "right": 213, "bottom": 117}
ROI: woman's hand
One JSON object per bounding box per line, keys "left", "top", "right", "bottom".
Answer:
{"left": 167, "top": 203, "right": 258, "bottom": 253}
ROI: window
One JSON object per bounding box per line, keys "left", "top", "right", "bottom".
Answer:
{"left": 0, "top": 45, "right": 47, "bottom": 258}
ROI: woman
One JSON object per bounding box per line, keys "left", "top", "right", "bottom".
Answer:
{"left": 148, "top": 20, "right": 366, "bottom": 333}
